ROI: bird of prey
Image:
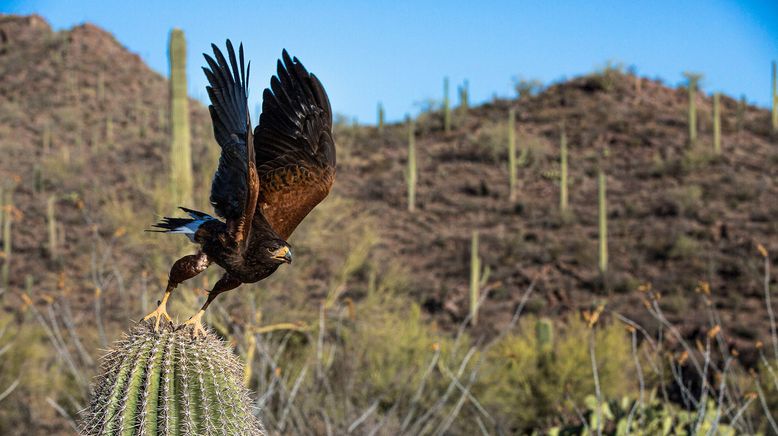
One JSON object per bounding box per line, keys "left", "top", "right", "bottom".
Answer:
{"left": 143, "top": 40, "right": 335, "bottom": 337}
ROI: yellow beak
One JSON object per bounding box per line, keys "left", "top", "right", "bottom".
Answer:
{"left": 271, "top": 246, "right": 293, "bottom": 263}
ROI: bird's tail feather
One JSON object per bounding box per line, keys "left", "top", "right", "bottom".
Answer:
{"left": 148, "top": 208, "right": 214, "bottom": 242}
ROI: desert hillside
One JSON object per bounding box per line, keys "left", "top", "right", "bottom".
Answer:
{"left": 0, "top": 14, "right": 776, "bottom": 435}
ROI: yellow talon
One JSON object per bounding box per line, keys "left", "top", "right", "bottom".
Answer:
{"left": 142, "top": 297, "right": 172, "bottom": 331}
{"left": 182, "top": 309, "right": 207, "bottom": 338}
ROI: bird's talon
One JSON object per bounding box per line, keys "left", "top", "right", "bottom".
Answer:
{"left": 142, "top": 302, "right": 171, "bottom": 332}
{"left": 183, "top": 310, "right": 207, "bottom": 339}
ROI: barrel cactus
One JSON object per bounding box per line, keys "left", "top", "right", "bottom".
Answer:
{"left": 80, "top": 324, "right": 263, "bottom": 435}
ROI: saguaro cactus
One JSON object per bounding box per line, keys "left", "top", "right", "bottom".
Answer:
{"left": 47, "top": 196, "right": 58, "bottom": 260}
{"left": 713, "top": 93, "right": 721, "bottom": 154}
{"left": 80, "top": 324, "right": 264, "bottom": 435}
{"left": 105, "top": 115, "right": 114, "bottom": 147}
{"left": 772, "top": 61, "right": 777, "bottom": 133}
{"left": 559, "top": 123, "right": 568, "bottom": 213}
{"left": 458, "top": 79, "right": 469, "bottom": 115}
{"left": 598, "top": 168, "right": 608, "bottom": 274}
{"left": 1, "top": 195, "right": 11, "bottom": 291}
{"left": 683, "top": 72, "right": 703, "bottom": 146}
{"left": 737, "top": 95, "right": 746, "bottom": 134}
{"left": 169, "top": 28, "right": 193, "bottom": 206}
{"left": 406, "top": 116, "right": 417, "bottom": 212}
{"left": 443, "top": 77, "right": 451, "bottom": 133}
{"left": 535, "top": 318, "right": 554, "bottom": 354}
{"left": 42, "top": 122, "right": 51, "bottom": 153}
{"left": 508, "top": 108, "right": 517, "bottom": 202}
{"left": 470, "top": 230, "right": 480, "bottom": 326}
{"left": 97, "top": 71, "right": 105, "bottom": 103}
{"left": 377, "top": 102, "right": 384, "bottom": 134}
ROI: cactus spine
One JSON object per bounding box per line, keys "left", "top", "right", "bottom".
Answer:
{"left": 407, "top": 116, "right": 416, "bottom": 212}
{"left": 1, "top": 195, "right": 10, "bottom": 291}
{"left": 169, "top": 28, "right": 193, "bottom": 206}
{"left": 80, "top": 325, "right": 263, "bottom": 435}
{"left": 443, "top": 77, "right": 451, "bottom": 133}
{"left": 47, "top": 196, "right": 58, "bottom": 260}
{"left": 713, "top": 92, "right": 721, "bottom": 154}
{"left": 772, "top": 61, "right": 777, "bottom": 133}
{"left": 598, "top": 168, "right": 608, "bottom": 274}
{"left": 683, "top": 72, "right": 702, "bottom": 146}
{"left": 535, "top": 318, "right": 554, "bottom": 354}
{"left": 508, "top": 108, "right": 517, "bottom": 202}
{"left": 559, "top": 123, "right": 568, "bottom": 213}
{"left": 377, "top": 102, "right": 384, "bottom": 134}
{"left": 470, "top": 230, "right": 480, "bottom": 326}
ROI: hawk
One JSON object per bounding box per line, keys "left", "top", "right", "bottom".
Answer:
{"left": 143, "top": 40, "right": 335, "bottom": 336}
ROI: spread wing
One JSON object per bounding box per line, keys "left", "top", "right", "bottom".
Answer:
{"left": 203, "top": 40, "right": 259, "bottom": 244}
{"left": 254, "top": 50, "right": 336, "bottom": 239}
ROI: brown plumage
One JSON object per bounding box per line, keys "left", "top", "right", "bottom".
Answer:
{"left": 143, "top": 40, "right": 335, "bottom": 336}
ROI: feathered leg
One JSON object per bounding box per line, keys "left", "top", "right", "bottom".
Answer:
{"left": 142, "top": 252, "right": 211, "bottom": 330}
{"left": 183, "top": 273, "right": 241, "bottom": 338}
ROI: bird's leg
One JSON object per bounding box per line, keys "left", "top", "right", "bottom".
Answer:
{"left": 183, "top": 273, "right": 240, "bottom": 338}
{"left": 142, "top": 252, "right": 211, "bottom": 331}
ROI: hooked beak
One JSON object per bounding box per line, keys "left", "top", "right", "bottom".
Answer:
{"left": 271, "top": 246, "right": 293, "bottom": 264}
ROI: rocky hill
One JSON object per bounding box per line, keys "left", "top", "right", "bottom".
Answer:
{"left": 1, "top": 12, "right": 776, "bottom": 334}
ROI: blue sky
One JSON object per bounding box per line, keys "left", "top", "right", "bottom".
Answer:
{"left": 2, "top": 0, "right": 777, "bottom": 123}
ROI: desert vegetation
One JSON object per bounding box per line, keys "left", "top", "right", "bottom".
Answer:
{"left": 0, "top": 14, "right": 776, "bottom": 435}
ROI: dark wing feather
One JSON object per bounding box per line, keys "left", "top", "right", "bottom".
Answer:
{"left": 203, "top": 40, "right": 258, "bottom": 243}
{"left": 254, "top": 50, "right": 335, "bottom": 239}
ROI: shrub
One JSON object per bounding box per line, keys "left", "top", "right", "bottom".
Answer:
{"left": 477, "top": 316, "right": 635, "bottom": 432}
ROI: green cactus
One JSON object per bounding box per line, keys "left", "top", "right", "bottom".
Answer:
{"left": 106, "top": 115, "right": 114, "bottom": 147}
{"left": 24, "top": 274, "right": 33, "bottom": 294}
{"left": 772, "top": 60, "right": 777, "bottom": 133}
{"left": 33, "top": 164, "right": 43, "bottom": 194}
{"left": 169, "top": 28, "right": 193, "bottom": 206}
{"left": 598, "top": 168, "right": 608, "bottom": 274}
{"left": 737, "top": 95, "right": 746, "bottom": 134}
{"left": 80, "top": 324, "right": 263, "bottom": 435}
{"left": 1, "top": 194, "right": 11, "bottom": 291}
{"left": 713, "top": 92, "right": 721, "bottom": 154}
{"left": 158, "top": 106, "right": 167, "bottom": 131}
{"left": 377, "top": 102, "right": 384, "bottom": 134}
{"left": 470, "top": 230, "right": 480, "bottom": 326}
{"left": 443, "top": 77, "right": 451, "bottom": 133}
{"left": 553, "top": 394, "right": 736, "bottom": 435}
{"left": 458, "top": 79, "right": 469, "bottom": 115}
{"left": 47, "top": 196, "right": 58, "bottom": 260}
{"left": 97, "top": 70, "right": 105, "bottom": 103}
{"left": 406, "top": 116, "right": 417, "bottom": 212}
{"left": 42, "top": 122, "right": 51, "bottom": 153}
{"left": 137, "top": 96, "right": 147, "bottom": 139}
{"left": 508, "top": 108, "right": 517, "bottom": 202}
{"left": 559, "top": 123, "right": 568, "bottom": 213}
{"left": 683, "top": 72, "right": 702, "bottom": 146}
{"left": 535, "top": 318, "right": 554, "bottom": 354}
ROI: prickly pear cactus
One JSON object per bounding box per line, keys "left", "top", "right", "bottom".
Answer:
{"left": 80, "top": 324, "right": 263, "bottom": 435}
